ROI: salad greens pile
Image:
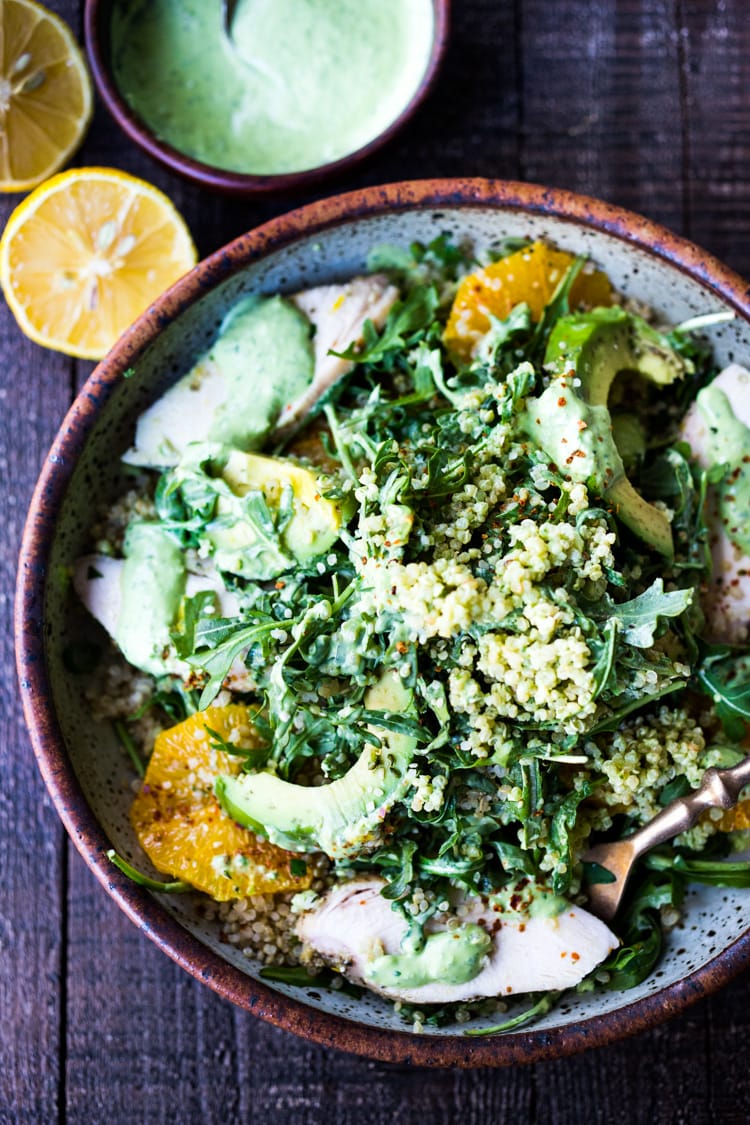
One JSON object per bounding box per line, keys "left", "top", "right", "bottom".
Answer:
{"left": 84, "top": 232, "right": 750, "bottom": 1030}
{"left": 94, "top": 235, "right": 750, "bottom": 1025}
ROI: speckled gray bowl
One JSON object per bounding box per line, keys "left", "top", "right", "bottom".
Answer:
{"left": 16, "top": 179, "right": 750, "bottom": 1066}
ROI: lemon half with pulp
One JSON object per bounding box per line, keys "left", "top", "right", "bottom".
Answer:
{"left": 0, "top": 167, "right": 197, "bottom": 359}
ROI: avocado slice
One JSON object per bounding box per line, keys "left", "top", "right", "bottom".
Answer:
{"left": 116, "top": 522, "right": 186, "bottom": 676}
{"left": 215, "top": 671, "right": 417, "bottom": 858}
{"left": 209, "top": 450, "right": 352, "bottom": 580}
{"left": 534, "top": 308, "right": 689, "bottom": 556}
{"left": 545, "top": 307, "right": 687, "bottom": 395}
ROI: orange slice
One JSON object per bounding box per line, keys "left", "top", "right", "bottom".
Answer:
{"left": 130, "top": 706, "right": 313, "bottom": 901}
{"left": 716, "top": 799, "right": 750, "bottom": 833}
{"left": 0, "top": 167, "right": 197, "bottom": 358}
{"left": 0, "top": 0, "right": 92, "bottom": 191}
{"left": 444, "top": 241, "right": 613, "bottom": 361}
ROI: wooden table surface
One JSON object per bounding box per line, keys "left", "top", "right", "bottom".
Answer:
{"left": 3, "top": 1, "right": 750, "bottom": 1121}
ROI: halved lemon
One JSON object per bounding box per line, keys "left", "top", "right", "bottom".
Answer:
{"left": 0, "top": 167, "right": 197, "bottom": 359}
{"left": 444, "top": 241, "right": 613, "bottom": 362}
{"left": 130, "top": 706, "right": 313, "bottom": 901}
{"left": 0, "top": 0, "right": 93, "bottom": 192}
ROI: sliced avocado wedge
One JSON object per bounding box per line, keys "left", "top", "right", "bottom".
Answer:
{"left": 115, "top": 522, "right": 186, "bottom": 676}
{"left": 204, "top": 449, "right": 352, "bottom": 580}
{"left": 530, "top": 308, "right": 689, "bottom": 557}
{"left": 544, "top": 307, "right": 688, "bottom": 396}
{"left": 215, "top": 671, "right": 417, "bottom": 858}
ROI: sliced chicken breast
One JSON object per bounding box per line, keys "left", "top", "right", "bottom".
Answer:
{"left": 680, "top": 363, "right": 750, "bottom": 643}
{"left": 123, "top": 275, "right": 398, "bottom": 467}
{"left": 122, "top": 356, "right": 227, "bottom": 469}
{"left": 275, "top": 273, "right": 399, "bottom": 439}
{"left": 296, "top": 878, "right": 618, "bottom": 1005}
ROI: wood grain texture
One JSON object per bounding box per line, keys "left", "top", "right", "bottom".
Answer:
{"left": 0, "top": 304, "right": 70, "bottom": 1124}
{"left": 4, "top": 1, "right": 750, "bottom": 1122}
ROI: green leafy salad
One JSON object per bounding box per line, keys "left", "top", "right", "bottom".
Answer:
{"left": 76, "top": 236, "right": 750, "bottom": 1033}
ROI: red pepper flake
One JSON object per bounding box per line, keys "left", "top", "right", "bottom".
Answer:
{"left": 577, "top": 419, "right": 588, "bottom": 431}
{"left": 275, "top": 580, "right": 286, "bottom": 590}
{"left": 571, "top": 952, "right": 580, "bottom": 962}
{"left": 396, "top": 641, "right": 409, "bottom": 654}
{"left": 560, "top": 951, "right": 567, "bottom": 958}
{"left": 510, "top": 894, "right": 522, "bottom": 910}
{"left": 557, "top": 396, "right": 567, "bottom": 407}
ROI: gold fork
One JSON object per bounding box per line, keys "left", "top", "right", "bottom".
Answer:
{"left": 583, "top": 757, "right": 750, "bottom": 921}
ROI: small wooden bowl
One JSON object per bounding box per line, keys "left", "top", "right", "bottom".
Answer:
{"left": 84, "top": 0, "right": 450, "bottom": 196}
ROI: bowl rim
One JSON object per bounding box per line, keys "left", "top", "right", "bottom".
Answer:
{"left": 83, "top": 0, "right": 451, "bottom": 196}
{"left": 15, "top": 177, "right": 750, "bottom": 1067}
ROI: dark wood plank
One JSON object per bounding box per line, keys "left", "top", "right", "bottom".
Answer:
{"left": 0, "top": 14, "right": 78, "bottom": 1116}
{"left": 0, "top": 222, "right": 71, "bottom": 1122}
{"left": 679, "top": 0, "right": 750, "bottom": 276}
{"left": 519, "top": 0, "right": 685, "bottom": 230}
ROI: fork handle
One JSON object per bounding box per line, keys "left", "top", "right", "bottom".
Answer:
{"left": 628, "top": 755, "right": 750, "bottom": 861}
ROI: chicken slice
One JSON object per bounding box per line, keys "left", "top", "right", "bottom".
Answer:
{"left": 122, "top": 356, "right": 228, "bottom": 469}
{"left": 275, "top": 273, "right": 399, "bottom": 440}
{"left": 296, "top": 878, "right": 618, "bottom": 1005}
{"left": 680, "top": 363, "right": 750, "bottom": 643}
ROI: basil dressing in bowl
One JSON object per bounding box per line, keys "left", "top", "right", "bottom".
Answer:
{"left": 109, "top": 0, "right": 435, "bottom": 177}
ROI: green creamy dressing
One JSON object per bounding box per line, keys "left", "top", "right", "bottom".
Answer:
{"left": 111, "top": 0, "right": 434, "bottom": 175}
{"left": 490, "top": 883, "right": 568, "bottom": 919}
{"left": 696, "top": 386, "right": 750, "bottom": 553}
{"left": 206, "top": 295, "right": 314, "bottom": 450}
{"left": 116, "top": 523, "right": 185, "bottom": 676}
{"left": 524, "top": 378, "right": 625, "bottom": 494}
{"left": 364, "top": 925, "right": 491, "bottom": 990}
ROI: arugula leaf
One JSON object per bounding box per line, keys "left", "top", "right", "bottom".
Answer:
{"left": 113, "top": 720, "right": 145, "bottom": 777}
{"left": 332, "top": 285, "right": 439, "bottom": 366}
{"left": 464, "top": 991, "right": 561, "bottom": 1036}
{"left": 591, "top": 618, "right": 618, "bottom": 698}
{"left": 259, "top": 964, "right": 323, "bottom": 985}
{"left": 548, "top": 782, "right": 593, "bottom": 894}
{"left": 587, "top": 678, "right": 687, "bottom": 735}
{"left": 596, "top": 870, "right": 678, "bottom": 990}
{"left": 106, "top": 849, "right": 190, "bottom": 893}
{"left": 189, "top": 618, "right": 281, "bottom": 709}
{"left": 172, "top": 590, "right": 217, "bottom": 659}
{"left": 645, "top": 852, "right": 750, "bottom": 888}
{"left": 531, "top": 255, "right": 586, "bottom": 357}
{"left": 582, "top": 861, "right": 617, "bottom": 885}
{"left": 695, "top": 651, "right": 750, "bottom": 740}
{"left": 587, "top": 578, "right": 693, "bottom": 648}
{"left": 657, "top": 775, "right": 693, "bottom": 806}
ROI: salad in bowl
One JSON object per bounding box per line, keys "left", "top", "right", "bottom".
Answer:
{"left": 67, "top": 230, "right": 750, "bottom": 1036}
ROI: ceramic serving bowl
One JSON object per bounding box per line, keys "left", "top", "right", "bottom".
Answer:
{"left": 16, "top": 179, "right": 750, "bottom": 1066}
{"left": 84, "top": 0, "right": 450, "bottom": 196}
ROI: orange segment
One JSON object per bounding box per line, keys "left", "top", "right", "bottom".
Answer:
{"left": 716, "top": 798, "right": 750, "bottom": 833}
{"left": 0, "top": 167, "right": 197, "bottom": 358}
{"left": 130, "top": 706, "right": 313, "bottom": 901}
{"left": 0, "top": 0, "right": 92, "bottom": 191}
{"left": 444, "top": 241, "right": 613, "bottom": 361}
